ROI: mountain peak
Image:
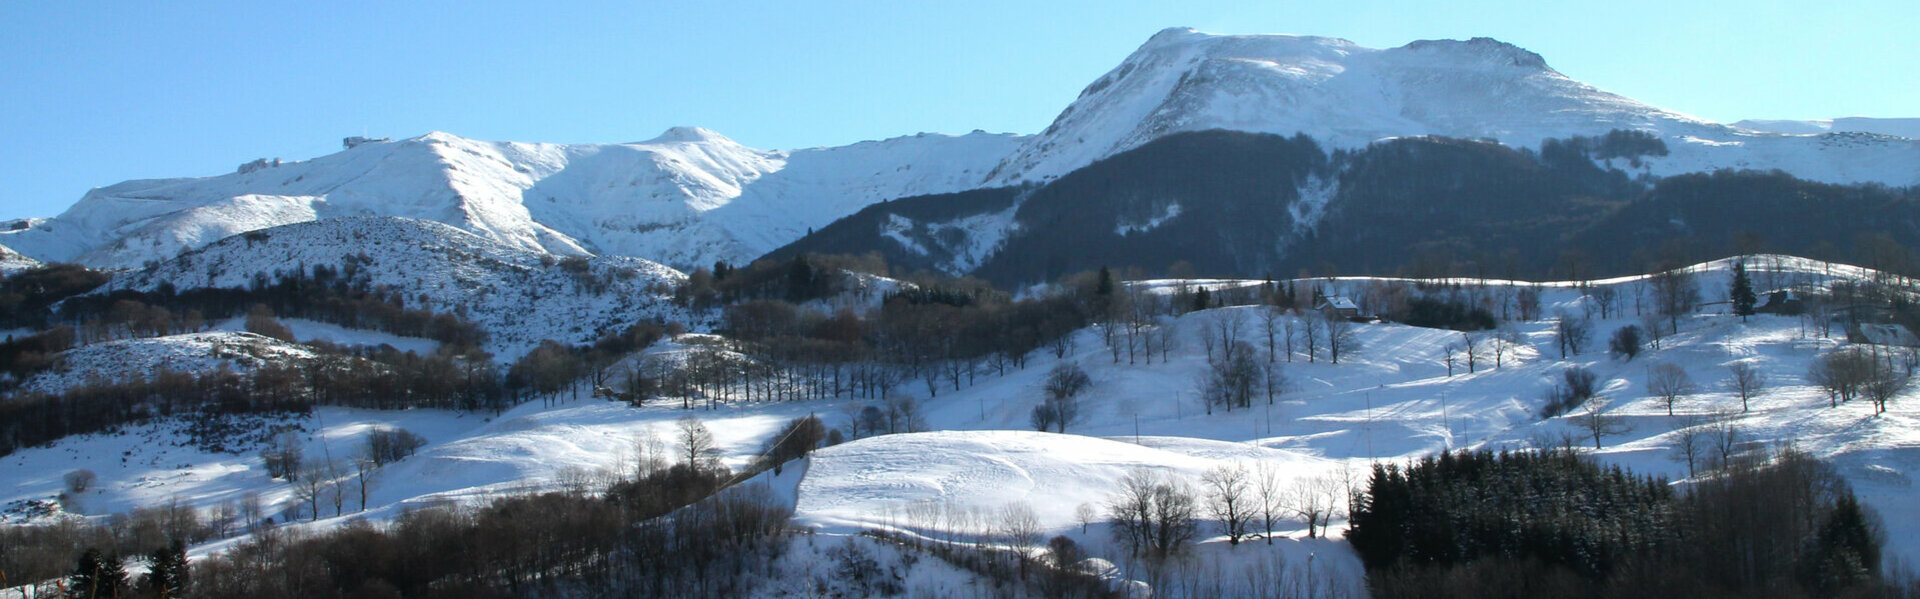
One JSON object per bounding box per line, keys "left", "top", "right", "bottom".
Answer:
{"left": 646, "top": 126, "right": 735, "bottom": 145}
{"left": 1397, "top": 37, "right": 1551, "bottom": 71}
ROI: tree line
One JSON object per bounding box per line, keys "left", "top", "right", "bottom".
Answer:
{"left": 1349, "top": 448, "right": 1909, "bottom": 599}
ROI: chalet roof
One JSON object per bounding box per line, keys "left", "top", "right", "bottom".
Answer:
{"left": 1320, "top": 296, "right": 1359, "bottom": 311}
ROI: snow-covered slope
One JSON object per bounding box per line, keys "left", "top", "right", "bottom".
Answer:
{"left": 1, "top": 129, "right": 1020, "bottom": 271}
{"left": 0, "top": 241, "right": 38, "bottom": 275}
{"left": 111, "top": 216, "right": 686, "bottom": 360}
{"left": 988, "top": 28, "right": 1919, "bottom": 187}
{"left": 20, "top": 331, "right": 319, "bottom": 396}
{"left": 1734, "top": 117, "right": 1920, "bottom": 139}
{"left": 7, "top": 256, "right": 1920, "bottom": 591}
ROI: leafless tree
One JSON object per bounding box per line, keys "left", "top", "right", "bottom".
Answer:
{"left": 1554, "top": 309, "right": 1592, "bottom": 359}
{"left": 1579, "top": 398, "right": 1631, "bottom": 450}
{"left": 294, "top": 458, "right": 333, "bottom": 521}
{"left": 1299, "top": 313, "right": 1321, "bottom": 363}
{"left": 1709, "top": 410, "right": 1746, "bottom": 470}
{"left": 1670, "top": 413, "right": 1708, "bottom": 478}
{"left": 1862, "top": 356, "right": 1910, "bottom": 415}
{"left": 239, "top": 491, "right": 261, "bottom": 531}
{"left": 1725, "top": 362, "right": 1766, "bottom": 412}
{"left": 63, "top": 469, "right": 97, "bottom": 494}
{"left": 353, "top": 456, "right": 376, "bottom": 512}
{"left": 1646, "top": 362, "right": 1695, "bottom": 417}
{"left": 1073, "top": 502, "right": 1097, "bottom": 534}
{"left": 999, "top": 502, "right": 1044, "bottom": 567}
{"left": 1107, "top": 468, "right": 1200, "bottom": 559}
{"left": 1201, "top": 462, "right": 1255, "bottom": 546}
{"left": 1259, "top": 304, "right": 1286, "bottom": 362}
{"left": 1253, "top": 462, "right": 1287, "bottom": 545}
{"left": 1289, "top": 473, "right": 1344, "bottom": 538}
{"left": 1651, "top": 265, "right": 1699, "bottom": 333}
{"left": 1324, "top": 311, "right": 1357, "bottom": 364}
{"left": 676, "top": 414, "right": 719, "bottom": 471}
{"left": 1461, "top": 331, "right": 1484, "bottom": 373}
{"left": 1492, "top": 322, "right": 1524, "bottom": 368}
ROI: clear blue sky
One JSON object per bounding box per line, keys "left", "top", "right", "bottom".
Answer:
{"left": 3, "top": 0, "right": 1914, "bottom": 220}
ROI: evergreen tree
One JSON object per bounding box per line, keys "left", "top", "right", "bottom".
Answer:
{"left": 143, "top": 541, "right": 190, "bottom": 598}
{"left": 1800, "top": 492, "right": 1880, "bottom": 592}
{"left": 1730, "top": 260, "right": 1756, "bottom": 321}
{"left": 1191, "top": 287, "right": 1212, "bottom": 313}
{"left": 67, "top": 547, "right": 128, "bottom": 599}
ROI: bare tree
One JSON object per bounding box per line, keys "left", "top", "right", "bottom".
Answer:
{"left": 63, "top": 469, "right": 97, "bottom": 494}
{"left": 1554, "top": 309, "right": 1592, "bottom": 359}
{"left": 1107, "top": 468, "right": 1199, "bottom": 559}
{"left": 1259, "top": 304, "right": 1286, "bottom": 362}
{"left": 1810, "top": 347, "right": 1876, "bottom": 408}
{"left": 1201, "top": 463, "right": 1255, "bottom": 546}
{"left": 1461, "top": 331, "right": 1484, "bottom": 373}
{"left": 1492, "top": 322, "right": 1524, "bottom": 368}
{"left": 1725, "top": 362, "right": 1766, "bottom": 412}
{"left": 1044, "top": 362, "right": 1092, "bottom": 400}
{"left": 1073, "top": 502, "right": 1097, "bottom": 534}
{"left": 294, "top": 459, "right": 332, "bottom": 521}
{"left": 1709, "top": 410, "right": 1746, "bottom": 470}
{"left": 999, "top": 502, "right": 1044, "bottom": 566}
{"left": 1253, "top": 462, "right": 1287, "bottom": 545}
{"left": 1289, "top": 473, "right": 1344, "bottom": 538}
{"left": 1299, "top": 313, "right": 1321, "bottom": 363}
{"left": 1442, "top": 340, "right": 1460, "bottom": 377}
{"left": 1202, "top": 341, "right": 1263, "bottom": 412}
{"left": 1646, "top": 362, "right": 1695, "bottom": 417}
{"left": 1670, "top": 413, "right": 1708, "bottom": 478}
{"left": 1863, "top": 355, "right": 1910, "bottom": 415}
{"left": 1324, "top": 310, "right": 1357, "bottom": 364}
{"left": 1579, "top": 398, "right": 1631, "bottom": 450}
{"left": 352, "top": 459, "right": 383, "bottom": 515}
{"left": 1650, "top": 265, "right": 1699, "bottom": 333}
{"left": 676, "top": 414, "right": 719, "bottom": 470}
{"left": 1592, "top": 285, "right": 1620, "bottom": 319}
{"left": 239, "top": 491, "right": 261, "bottom": 531}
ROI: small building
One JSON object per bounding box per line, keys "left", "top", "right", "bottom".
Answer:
{"left": 1318, "top": 296, "right": 1361, "bottom": 320}
{"left": 1756, "top": 290, "right": 1804, "bottom": 315}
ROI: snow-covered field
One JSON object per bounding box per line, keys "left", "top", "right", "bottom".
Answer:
{"left": 5, "top": 257, "right": 1919, "bottom": 595}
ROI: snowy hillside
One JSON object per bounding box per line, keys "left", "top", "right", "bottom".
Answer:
{"left": 0, "top": 241, "right": 38, "bottom": 275}
{"left": 8, "top": 255, "right": 1920, "bottom": 595}
{"left": 110, "top": 216, "right": 686, "bottom": 360}
{"left": 20, "top": 331, "right": 318, "bottom": 396}
{"left": 1734, "top": 116, "right": 1920, "bottom": 139}
{"left": 1, "top": 128, "right": 1020, "bottom": 271}
{"left": 987, "top": 28, "right": 1919, "bottom": 187}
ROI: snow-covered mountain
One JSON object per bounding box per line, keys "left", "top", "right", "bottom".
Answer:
{"left": 1, "top": 129, "right": 1020, "bottom": 271}
{"left": 0, "top": 241, "right": 38, "bottom": 275}
{"left": 987, "top": 28, "right": 1918, "bottom": 187}
{"left": 111, "top": 216, "right": 687, "bottom": 360}
{"left": 5, "top": 28, "right": 1914, "bottom": 277}
{"left": 1734, "top": 116, "right": 1920, "bottom": 138}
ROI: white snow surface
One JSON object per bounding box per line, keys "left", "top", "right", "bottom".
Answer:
{"left": 108, "top": 216, "right": 686, "bottom": 360}
{"left": 988, "top": 28, "right": 1919, "bottom": 188}
{"left": 2, "top": 129, "right": 1022, "bottom": 271}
